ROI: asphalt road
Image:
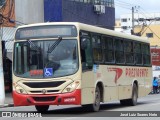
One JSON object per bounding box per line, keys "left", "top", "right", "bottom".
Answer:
{"left": 1, "top": 93, "right": 160, "bottom": 119}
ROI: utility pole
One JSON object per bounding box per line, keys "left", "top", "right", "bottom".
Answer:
{"left": 0, "top": 1, "right": 5, "bottom": 106}
{"left": 0, "top": 29, "right": 5, "bottom": 106}
{"left": 132, "top": 7, "right": 134, "bottom": 35}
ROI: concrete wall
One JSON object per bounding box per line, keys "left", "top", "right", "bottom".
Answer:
{"left": 15, "top": 0, "right": 44, "bottom": 25}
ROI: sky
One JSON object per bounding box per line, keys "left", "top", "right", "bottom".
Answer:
{"left": 115, "top": 0, "right": 160, "bottom": 18}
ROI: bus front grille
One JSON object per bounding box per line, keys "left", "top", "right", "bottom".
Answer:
{"left": 32, "top": 96, "right": 56, "bottom": 102}
{"left": 23, "top": 81, "right": 65, "bottom": 88}
{"left": 30, "top": 90, "right": 59, "bottom": 93}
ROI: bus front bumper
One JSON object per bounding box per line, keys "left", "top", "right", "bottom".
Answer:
{"left": 13, "top": 89, "right": 81, "bottom": 106}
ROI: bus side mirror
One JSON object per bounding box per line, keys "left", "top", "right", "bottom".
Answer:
{"left": 80, "top": 37, "right": 88, "bottom": 50}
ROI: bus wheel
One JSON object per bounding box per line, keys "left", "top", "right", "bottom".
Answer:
{"left": 90, "top": 86, "right": 101, "bottom": 112}
{"left": 128, "top": 83, "right": 138, "bottom": 106}
{"left": 82, "top": 87, "right": 101, "bottom": 112}
{"left": 35, "top": 105, "right": 49, "bottom": 112}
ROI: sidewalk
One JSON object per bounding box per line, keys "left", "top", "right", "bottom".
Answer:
{"left": 0, "top": 92, "right": 14, "bottom": 108}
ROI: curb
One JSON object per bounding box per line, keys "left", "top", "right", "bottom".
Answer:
{"left": 0, "top": 103, "right": 14, "bottom": 108}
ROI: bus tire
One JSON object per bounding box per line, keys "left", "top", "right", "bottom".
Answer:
{"left": 87, "top": 86, "right": 101, "bottom": 112}
{"left": 35, "top": 105, "right": 49, "bottom": 112}
{"left": 128, "top": 83, "right": 138, "bottom": 106}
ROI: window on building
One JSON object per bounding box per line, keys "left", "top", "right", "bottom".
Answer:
{"left": 146, "top": 33, "right": 153, "bottom": 38}
{"left": 122, "top": 26, "right": 127, "bottom": 30}
{"left": 121, "top": 18, "right": 127, "bottom": 22}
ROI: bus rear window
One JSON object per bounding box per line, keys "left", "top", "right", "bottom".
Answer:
{"left": 15, "top": 25, "right": 77, "bottom": 40}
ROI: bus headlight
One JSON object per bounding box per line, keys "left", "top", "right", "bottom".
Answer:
{"left": 15, "top": 86, "right": 27, "bottom": 94}
{"left": 62, "top": 81, "right": 80, "bottom": 93}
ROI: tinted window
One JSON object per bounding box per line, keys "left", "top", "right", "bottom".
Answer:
{"left": 115, "top": 39, "right": 124, "bottom": 64}
{"left": 124, "top": 41, "right": 134, "bottom": 64}
{"left": 104, "top": 37, "right": 115, "bottom": 63}
{"left": 134, "top": 42, "right": 142, "bottom": 65}
{"left": 92, "top": 35, "right": 103, "bottom": 62}
{"left": 13, "top": 39, "right": 79, "bottom": 78}
{"left": 142, "top": 44, "right": 151, "bottom": 65}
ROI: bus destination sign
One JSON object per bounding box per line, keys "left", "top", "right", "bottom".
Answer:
{"left": 15, "top": 25, "right": 77, "bottom": 40}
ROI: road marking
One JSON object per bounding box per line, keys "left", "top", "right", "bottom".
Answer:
{"left": 55, "top": 117, "right": 78, "bottom": 120}
{"left": 146, "top": 102, "right": 160, "bottom": 106}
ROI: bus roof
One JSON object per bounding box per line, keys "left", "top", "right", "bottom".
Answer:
{"left": 17, "top": 22, "right": 149, "bottom": 43}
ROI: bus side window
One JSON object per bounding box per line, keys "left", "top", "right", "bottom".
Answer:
{"left": 142, "top": 44, "right": 151, "bottom": 65}
{"left": 103, "top": 37, "right": 115, "bottom": 63}
{"left": 92, "top": 35, "right": 103, "bottom": 62}
{"left": 115, "top": 39, "right": 125, "bottom": 64}
{"left": 80, "top": 36, "right": 93, "bottom": 70}
{"left": 134, "top": 42, "right": 142, "bottom": 65}
{"left": 124, "top": 41, "right": 134, "bottom": 64}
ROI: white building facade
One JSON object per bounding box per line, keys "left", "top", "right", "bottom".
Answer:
{"left": 115, "top": 13, "right": 160, "bottom": 34}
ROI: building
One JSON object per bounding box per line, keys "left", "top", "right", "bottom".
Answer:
{"left": 134, "top": 25, "right": 160, "bottom": 46}
{"left": 116, "top": 13, "right": 160, "bottom": 34}
{"left": 15, "top": 0, "right": 115, "bottom": 29}
{"left": 115, "top": 13, "right": 160, "bottom": 47}
{"left": 114, "top": 19, "right": 122, "bottom": 32}
{"left": 15, "top": 0, "right": 44, "bottom": 25}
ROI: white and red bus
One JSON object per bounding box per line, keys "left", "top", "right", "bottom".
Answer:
{"left": 12, "top": 22, "right": 152, "bottom": 112}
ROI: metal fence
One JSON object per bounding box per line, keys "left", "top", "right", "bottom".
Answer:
{"left": 0, "top": 27, "right": 16, "bottom": 52}
{"left": 0, "top": 26, "right": 16, "bottom": 61}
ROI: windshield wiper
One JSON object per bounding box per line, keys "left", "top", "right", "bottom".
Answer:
{"left": 27, "top": 39, "right": 40, "bottom": 52}
{"left": 47, "top": 36, "right": 62, "bottom": 53}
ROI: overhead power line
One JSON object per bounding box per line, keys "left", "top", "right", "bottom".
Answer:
{"left": 114, "top": 3, "right": 131, "bottom": 10}
{"left": 115, "top": 0, "right": 134, "bottom": 6}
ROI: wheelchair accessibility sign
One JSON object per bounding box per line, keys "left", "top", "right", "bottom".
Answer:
{"left": 44, "top": 68, "right": 53, "bottom": 77}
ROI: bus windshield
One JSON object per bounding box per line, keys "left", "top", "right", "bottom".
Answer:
{"left": 13, "top": 39, "right": 79, "bottom": 78}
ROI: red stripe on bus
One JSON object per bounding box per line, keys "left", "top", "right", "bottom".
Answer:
{"left": 12, "top": 89, "right": 81, "bottom": 106}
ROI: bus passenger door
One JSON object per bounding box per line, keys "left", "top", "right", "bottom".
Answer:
{"left": 80, "top": 35, "right": 95, "bottom": 105}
